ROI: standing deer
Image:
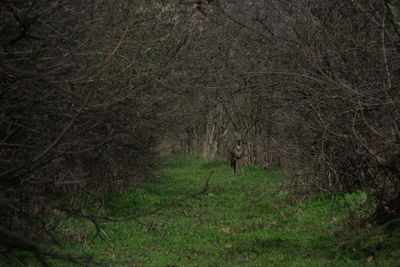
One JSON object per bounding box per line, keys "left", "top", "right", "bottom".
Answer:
{"left": 228, "top": 134, "right": 244, "bottom": 176}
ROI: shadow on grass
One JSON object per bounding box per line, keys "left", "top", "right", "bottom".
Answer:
{"left": 230, "top": 237, "right": 303, "bottom": 256}
{"left": 160, "top": 153, "right": 198, "bottom": 169}
{"left": 200, "top": 160, "right": 226, "bottom": 169}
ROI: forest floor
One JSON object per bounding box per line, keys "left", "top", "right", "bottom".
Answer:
{"left": 16, "top": 154, "right": 400, "bottom": 266}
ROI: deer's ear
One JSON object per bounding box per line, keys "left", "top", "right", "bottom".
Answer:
{"left": 235, "top": 133, "right": 242, "bottom": 140}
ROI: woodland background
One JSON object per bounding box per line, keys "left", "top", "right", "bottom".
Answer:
{"left": 1, "top": 0, "right": 400, "bottom": 262}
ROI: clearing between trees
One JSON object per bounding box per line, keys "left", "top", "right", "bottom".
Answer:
{"left": 13, "top": 154, "right": 400, "bottom": 266}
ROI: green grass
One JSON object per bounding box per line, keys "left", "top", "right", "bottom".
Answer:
{"left": 11, "top": 154, "right": 400, "bottom": 266}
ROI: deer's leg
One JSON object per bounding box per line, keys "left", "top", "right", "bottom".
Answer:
{"left": 238, "top": 160, "right": 243, "bottom": 176}
{"left": 230, "top": 157, "right": 234, "bottom": 175}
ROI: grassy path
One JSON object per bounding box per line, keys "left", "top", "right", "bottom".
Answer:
{"left": 48, "top": 154, "right": 396, "bottom": 266}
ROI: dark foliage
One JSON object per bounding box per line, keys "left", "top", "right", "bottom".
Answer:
{"left": 0, "top": 0, "right": 164, "bottom": 263}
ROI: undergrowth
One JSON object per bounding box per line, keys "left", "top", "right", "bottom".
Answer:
{"left": 5, "top": 154, "right": 400, "bottom": 266}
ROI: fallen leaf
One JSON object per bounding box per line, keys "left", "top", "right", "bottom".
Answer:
{"left": 221, "top": 228, "right": 232, "bottom": 233}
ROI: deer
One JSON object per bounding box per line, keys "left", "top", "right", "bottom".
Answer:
{"left": 227, "top": 133, "right": 244, "bottom": 176}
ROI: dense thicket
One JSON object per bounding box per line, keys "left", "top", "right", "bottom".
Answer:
{"left": 1, "top": 0, "right": 400, "bottom": 264}
{"left": 172, "top": 0, "right": 400, "bottom": 225}
{"left": 0, "top": 0, "right": 192, "bottom": 262}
